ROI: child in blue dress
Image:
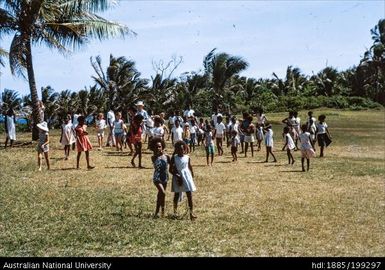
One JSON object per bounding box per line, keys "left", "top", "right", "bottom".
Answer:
{"left": 150, "top": 137, "right": 170, "bottom": 218}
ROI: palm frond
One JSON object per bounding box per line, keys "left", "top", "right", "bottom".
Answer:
{"left": 9, "top": 34, "right": 27, "bottom": 78}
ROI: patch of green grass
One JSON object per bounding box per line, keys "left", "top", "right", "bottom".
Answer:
{"left": 0, "top": 109, "right": 384, "bottom": 256}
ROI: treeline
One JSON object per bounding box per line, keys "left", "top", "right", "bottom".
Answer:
{"left": 1, "top": 20, "right": 384, "bottom": 128}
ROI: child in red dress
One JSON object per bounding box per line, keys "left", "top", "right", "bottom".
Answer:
{"left": 75, "top": 116, "right": 95, "bottom": 170}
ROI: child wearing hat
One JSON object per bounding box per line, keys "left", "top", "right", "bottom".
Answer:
{"left": 36, "top": 121, "right": 50, "bottom": 171}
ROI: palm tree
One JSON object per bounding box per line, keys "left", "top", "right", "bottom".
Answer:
{"left": 357, "top": 19, "right": 385, "bottom": 104}
{"left": 1, "top": 88, "right": 21, "bottom": 112}
{"left": 87, "top": 85, "right": 107, "bottom": 115}
{"left": 310, "top": 67, "right": 338, "bottom": 96}
{"left": 203, "top": 48, "right": 248, "bottom": 111}
{"left": 0, "top": 47, "right": 7, "bottom": 67}
{"left": 0, "top": 0, "right": 132, "bottom": 139}
{"left": 91, "top": 54, "right": 147, "bottom": 111}
{"left": 55, "top": 89, "right": 72, "bottom": 120}
{"left": 41, "top": 85, "right": 58, "bottom": 124}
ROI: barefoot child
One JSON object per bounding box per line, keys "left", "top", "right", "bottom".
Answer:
{"left": 214, "top": 115, "right": 225, "bottom": 156}
{"left": 203, "top": 124, "right": 215, "bottom": 166}
{"left": 75, "top": 116, "right": 95, "bottom": 170}
{"left": 36, "top": 121, "right": 50, "bottom": 171}
{"left": 4, "top": 108, "right": 16, "bottom": 148}
{"left": 299, "top": 124, "right": 316, "bottom": 171}
{"left": 264, "top": 124, "right": 277, "bottom": 162}
{"left": 169, "top": 141, "right": 197, "bottom": 220}
{"left": 113, "top": 112, "right": 125, "bottom": 151}
{"left": 95, "top": 113, "right": 106, "bottom": 150}
{"left": 150, "top": 137, "right": 170, "bottom": 218}
{"left": 230, "top": 129, "right": 240, "bottom": 162}
{"left": 282, "top": 126, "right": 295, "bottom": 165}
{"left": 130, "top": 114, "right": 144, "bottom": 168}
{"left": 60, "top": 114, "right": 75, "bottom": 160}
{"left": 256, "top": 123, "right": 264, "bottom": 151}
{"left": 316, "top": 114, "right": 332, "bottom": 157}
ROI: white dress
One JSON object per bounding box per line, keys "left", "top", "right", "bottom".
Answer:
{"left": 60, "top": 122, "right": 75, "bottom": 145}
{"left": 172, "top": 155, "right": 196, "bottom": 193}
{"left": 6, "top": 115, "right": 16, "bottom": 140}
{"left": 264, "top": 129, "right": 274, "bottom": 147}
{"left": 285, "top": 133, "right": 295, "bottom": 150}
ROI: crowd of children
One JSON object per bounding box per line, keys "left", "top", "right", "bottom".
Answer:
{"left": 3, "top": 100, "right": 334, "bottom": 220}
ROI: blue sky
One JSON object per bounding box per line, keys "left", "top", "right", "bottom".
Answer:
{"left": 0, "top": 0, "right": 384, "bottom": 97}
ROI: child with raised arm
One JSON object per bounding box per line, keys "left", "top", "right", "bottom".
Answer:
{"left": 230, "top": 129, "right": 240, "bottom": 162}
{"left": 169, "top": 141, "right": 197, "bottom": 221}
{"left": 264, "top": 123, "right": 277, "bottom": 163}
{"left": 282, "top": 126, "right": 295, "bottom": 165}
{"left": 36, "top": 121, "right": 50, "bottom": 171}
{"left": 95, "top": 113, "right": 106, "bottom": 150}
{"left": 150, "top": 137, "right": 170, "bottom": 218}
{"left": 203, "top": 124, "right": 215, "bottom": 166}
{"left": 75, "top": 116, "right": 94, "bottom": 170}
{"left": 60, "top": 114, "right": 75, "bottom": 160}
{"left": 299, "top": 124, "right": 316, "bottom": 171}
{"left": 316, "top": 114, "right": 332, "bottom": 157}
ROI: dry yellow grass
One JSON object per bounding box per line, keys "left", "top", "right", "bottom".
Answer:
{"left": 0, "top": 109, "right": 384, "bottom": 256}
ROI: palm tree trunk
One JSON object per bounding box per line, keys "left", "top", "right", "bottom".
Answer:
{"left": 25, "top": 39, "right": 41, "bottom": 140}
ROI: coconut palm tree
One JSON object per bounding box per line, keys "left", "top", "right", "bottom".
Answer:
{"left": 203, "top": 48, "right": 248, "bottom": 111}
{"left": 91, "top": 54, "right": 147, "bottom": 111}
{"left": 0, "top": 47, "right": 7, "bottom": 67}
{"left": 1, "top": 88, "right": 21, "bottom": 112}
{"left": 41, "top": 85, "right": 58, "bottom": 124}
{"left": 0, "top": 0, "right": 132, "bottom": 139}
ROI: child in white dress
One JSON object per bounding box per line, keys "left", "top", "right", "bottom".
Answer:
{"left": 95, "top": 113, "right": 106, "bottom": 150}
{"left": 60, "top": 114, "right": 76, "bottom": 160}
{"left": 169, "top": 141, "right": 197, "bottom": 221}
{"left": 264, "top": 124, "right": 277, "bottom": 163}
{"left": 282, "top": 126, "right": 295, "bottom": 165}
{"left": 4, "top": 109, "right": 16, "bottom": 148}
{"left": 299, "top": 124, "right": 316, "bottom": 171}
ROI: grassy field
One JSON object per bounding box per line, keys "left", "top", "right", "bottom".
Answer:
{"left": 0, "top": 109, "right": 384, "bottom": 256}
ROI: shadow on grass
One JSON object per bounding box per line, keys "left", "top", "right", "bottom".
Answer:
{"left": 217, "top": 161, "right": 232, "bottom": 164}
{"left": 103, "top": 152, "right": 129, "bottom": 156}
{"left": 50, "top": 157, "right": 66, "bottom": 161}
{"left": 280, "top": 170, "right": 305, "bottom": 173}
{"left": 50, "top": 168, "right": 77, "bottom": 171}
{"left": 105, "top": 166, "right": 151, "bottom": 170}
{"left": 247, "top": 161, "right": 267, "bottom": 164}
{"left": 264, "top": 163, "right": 286, "bottom": 167}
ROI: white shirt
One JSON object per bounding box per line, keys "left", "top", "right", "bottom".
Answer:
{"left": 184, "top": 109, "right": 195, "bottom": 118}
{"left": 316, "top": 122, "right": 328, "bottom": 134}
{"left": 168, "top": 116, "right": 175, "bottom": 125}
{"left": 171, "top": 126, "right": 183, "bottom": 143}
{"left": 215, "top": 122, "right": 226, "bottom": 137}
{"left": 107, "top": 110, "right": 115, "bottom": 126}
{"left": 189, "top": 124, "right": 198, "bottom": 134}
{"left": 96, "top": 119, "right": 106, "bottom": 130}
{"left": 152, "top": 126, "right": 164, "bottom": 138}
